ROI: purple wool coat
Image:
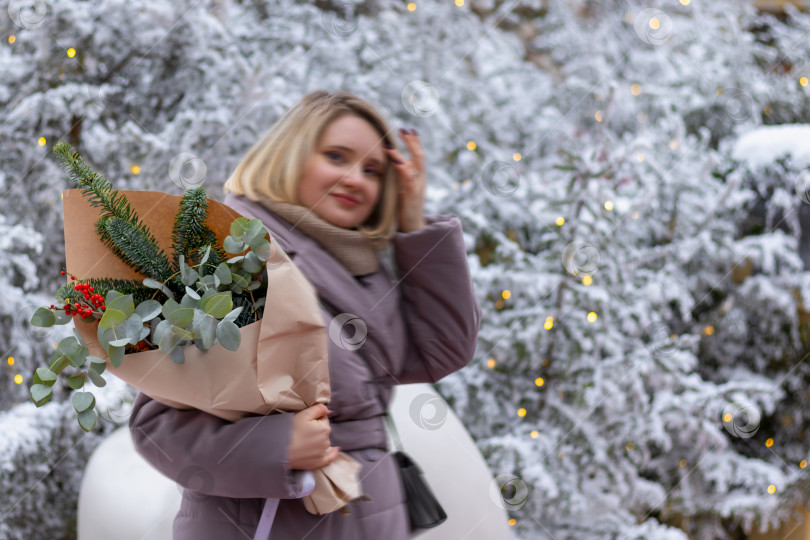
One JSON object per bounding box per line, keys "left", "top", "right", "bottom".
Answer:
{"left": 129, "top": 194, "right": 482, "bottom": 540}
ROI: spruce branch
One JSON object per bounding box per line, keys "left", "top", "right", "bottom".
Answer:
{"left": 171, "top": 187, "right": 226, "bottom": 271}
{"left": 102, "top": 217, "right": 174, "bottom": 282}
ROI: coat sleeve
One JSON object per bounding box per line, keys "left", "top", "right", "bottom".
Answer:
{"left": 129, "top": 392, "right": 306, "bottom": 499}
{"left": 391, "top": 214, "right": 482, "bottom": 384}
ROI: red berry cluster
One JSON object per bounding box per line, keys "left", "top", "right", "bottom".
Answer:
{"left": 53, "top": 275, "right": 106, "bottom": 320}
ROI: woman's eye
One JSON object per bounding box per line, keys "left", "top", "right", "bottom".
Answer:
{"left": 326, "top": 152, "right": 342, "bottom": 161}
{"left": 365, "top": 168, "right": 382, "bottom": 177}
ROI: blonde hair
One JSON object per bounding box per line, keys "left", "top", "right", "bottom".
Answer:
{"left": 224, "top": 90, "right": 400, "bottom": 245}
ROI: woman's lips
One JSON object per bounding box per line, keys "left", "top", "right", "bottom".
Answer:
{"left": 332, "top": 194, "right": 358, "bottom": 207}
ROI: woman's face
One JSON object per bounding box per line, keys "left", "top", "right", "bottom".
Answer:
{"left": 296, "top": 114, "right": 387, "bottom": 229}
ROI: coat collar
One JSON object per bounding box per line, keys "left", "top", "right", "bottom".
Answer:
{"left": 224, "top": 195, "right": 395, "bottom": 381}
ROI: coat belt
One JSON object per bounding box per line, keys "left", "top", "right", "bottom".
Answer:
{"left": 329, "top": 416, "right": 388, "bottom": 452}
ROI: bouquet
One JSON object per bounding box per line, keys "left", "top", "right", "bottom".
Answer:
{"left": 28, "top": 142, "right": 361, "bottom": 513}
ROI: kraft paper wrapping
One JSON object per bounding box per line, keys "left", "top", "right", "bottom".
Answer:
{"left": 62, "top": 189, "right": 361, "bottom": 514}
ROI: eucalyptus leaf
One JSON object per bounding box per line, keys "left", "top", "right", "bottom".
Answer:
{"left": 179, "top": 254, "right": 187, "bottom": 274}
{"left": 224, "top": 236, "right": 246, "bottom": 254}
{"left": 87, "top": 369, "right": 106, "bottom": 387}
{"left": 99, "top": 308, "right": 127, "bottom": 329}
{"left": 31, "top": 307, "right": 55, "bottom": 327}
{"left": 185, "top": 286, "right": 201, "bottom": 300}
{"left": 107, "top": 294, "right": 134, "bottom": 318}
{"left": 182, "top": 267, "right": 199, "bottom": 287}
{"left": 72, "top": 391, "right": 95, "bottom": 413}
{"left": 158, "top": 330, "right": 180, "bottom": 353}
{"left": 88, "top": 356, "right": 106, "bottom": 375}
{"left": 53, "top": 310, "right": 72, "bottom": 325}
{"left": 216, "top": 261, "right": 235, "bottom": 284}
{"left": 116, "top": 314, "right": 144, "bottom": 342}
{"left": 167, "top": 307, "right": 194, "bottom": 328}
{"left": 227, "top": 255, "right": 245, "bottom": 264}
{"left": 232, "top": 273, "right": 249, "bottom": 288}
{"left": 139, "top": 325, "right": 151, "bottom": 342}
{"left": 180, "top": 293, "right": 198, "bottom": 308}
{"left": 108, "top": 338, "right": 133, "bottom": 347}
{"left": 98, "top": 326, "right": 117, "bottom": 349}
{"left": 135, "top": 300, "right": 162, "bottom": 322}
{"left": 153, "top": 319, "right": 172, "bottom": 346}
{"left": 253, "top": 239, "right": 271, "bottom": 261}
{"left": 30, "top": 384, "right": 52, "bottom": 407}
{"left": 105, "top": 290, "right": 122, "bottom": 304}
{"left": 231, "top": 285, "right": 243, "bottom": 295}
{"left": 195, "top": 313, "right": 218, "bottom": 350}
{"left": 77, "top": 409, "right": 97, "bottom": 432}
{"left": 72, "top": 327, "right": 87, "bottom": 347}
{"left": 170, "top": 346, "right": 185, "bottom": 364}
{"left": 33, "top": 367, "right": 57, "bottom": 387}
{"left": 253, "top": 297, "right": 266, "bottom": 309}
{"left": 67, "top": 372, "right": 87, "bottom": 390}
{"left": 244, "top": 219, "right": 266, "bottom": 246}
{"left": 216, "top": 320, "right": 241, "bottom": 351}
{"left": 161, "top": 298, "right": 180, "bottom": 319}
{"left": 230, "top": 217, "right": 249, "bottom": 238}
{"left": 143, "top": 278, "right": 175, "bottom": 301}
{"left": 50, "top": 355, "right": 70, "bottom": 375}
{"left": 247, "top": 280, "right": 261, "bottom": 291}
{"left": 242, "top": 251, "right": 262, "bottom": 274}
{"left": 108, "top": 345, "right": 124, "bottom": 368}
{"left": 171, "top": 325, "right": 193, "bottom": 341}
{"left": 199, "top": 245, "right": 211, "bottom": 267}
{"left": 202, "top": 292, "right": 233, "bottom": 319}
{"left": 222, "top": 306, "right": 243, "bottom": 324}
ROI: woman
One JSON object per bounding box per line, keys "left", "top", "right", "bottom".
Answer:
{"left": 129, "top": 90, "right": 482, "bottom": 539}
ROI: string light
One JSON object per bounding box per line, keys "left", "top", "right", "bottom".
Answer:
{"left": 407, "top": 3, "right": 416, "bottom": 11}
{"left": 7, "top": 357, "right": 13, "bottom": 366}
{"left": 502, "top": 290, "right": 511, "bottom": 300}
{"left": 626, "top": 442, "right": 634, "bottom": 451}
{"left": 14, "top": 374, "right": 23, "bottom": 384}
{"left": 587, "top": 312, "right": 597, "bottom": 323}
{"left": 723, "top": 413, "right": 733, "bottom": 422}
{"left": 517, "top": 408, "right": 527, "bottom": 418}
{"left": 495, "top": 299, "right": 505, "bottom": 310}
{"left": 555, "top": 217, "right": 565, "bottom": 226}
{"left": 544, "top": 316, "right": 553, "bottom": 330}
{"left": 632, "top": 211, "right": 640, "bottom": 219}
{"left": 530, "top": 430, "right": 539, "bottom": 439}
{"left": 801, "top": 77, "right": 809, "bottom": 87}
{"left": 669, "top": 140, "right": 679, "bottom": 150}
{"left": 38, "top": 137, "right": 46, "bottom": 146}
{"left": 680, "top": 0, "right": 690, "bottom": 5}
{"left": 801, "top": 460, "right": 807, "bottom": 469}
{"left": 455, "top": 0, "right": 464, "bottom": 5}
{"left": 649, "top": 18, "right": 661, "bottom": 30}
{"left": 131, "top": 165, "right": 141, "bottom": 175}
{"left": 67, "top": 48, "right": 76, "bottom": 58}
{"left": 630, "top": 84, "right": 642, "bottom": 96}
{"left": 595, "top": 110, "right": 603, "bottom": 122}
{"left": 487, "top": 358, "right": 496, "bottom": 369}
{"left": 604, "top": 200, "right": 614, "bottom": 211}
{"left": 766, "top": 438, "right": 774, "bottom": 448}
{"left": 704, "top": 326, "right": 714, "bottom": 335}
{"left": 535, "top": 377, "right": 544, "bottom": 387}
{"left": 512, "top": 152, "right": 522, "bottom": 161}
{"left": 8, "top": 35, "right": 15, "bottom": 44}
{"left": 679, "top": 459, "right": 687, "bottom": 468}
{"left": 583, "top": 275, "right": 593, "bottom": 286}
{"left": 636, "top": 153, "right": 646, "bottom": 162}
{"left": 466, "top": 141, "right": 476, "bottom": 151}
{"left": 768, "top": 485, "right": 776, "bottom": 494}
{"left": 508, "top": 519, "right": 517, "bottom": 526}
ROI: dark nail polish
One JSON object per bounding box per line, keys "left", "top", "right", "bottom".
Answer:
{"left": 410, "top": 129, "right": 418, "bottom": 136}
{"left": 383, "top": 141, "right": 393, "bottom": 149}
{"left": 399, "top": 128, "right": 408, "bottom": 134}
{"left": 391, "top": 157, "right": 403, "bottom": 164}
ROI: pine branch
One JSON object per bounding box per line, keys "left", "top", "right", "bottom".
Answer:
{"left": 171, "top": 186, "right": 226, "bottom": 271}
{"left": 102, "top": 218, "right": 174, "bottom": 282}
{"left": 53, "top": 141, "right": 171, "bottom": 279}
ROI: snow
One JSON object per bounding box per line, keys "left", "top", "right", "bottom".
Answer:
{"left": 732, "top": 124, "right": 810, "bottom": 168}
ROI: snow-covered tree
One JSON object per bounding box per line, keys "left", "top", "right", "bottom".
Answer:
{"left": 3, "top": 0, "right": 810, "bottom": 538}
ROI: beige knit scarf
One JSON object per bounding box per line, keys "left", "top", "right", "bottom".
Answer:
{"left": 258, "top": 197, "right": 387, "bottom": 277}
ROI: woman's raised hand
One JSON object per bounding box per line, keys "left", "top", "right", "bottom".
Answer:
{"left": 384, "top": 128, "right": 427, "bottom": 233}
{"left": 287, "top": 403, "right": 340, "bottom": 470}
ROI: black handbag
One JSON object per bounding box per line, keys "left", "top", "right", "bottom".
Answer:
{"left": 384, "top": 415, "right": 448, "bottom": 530}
